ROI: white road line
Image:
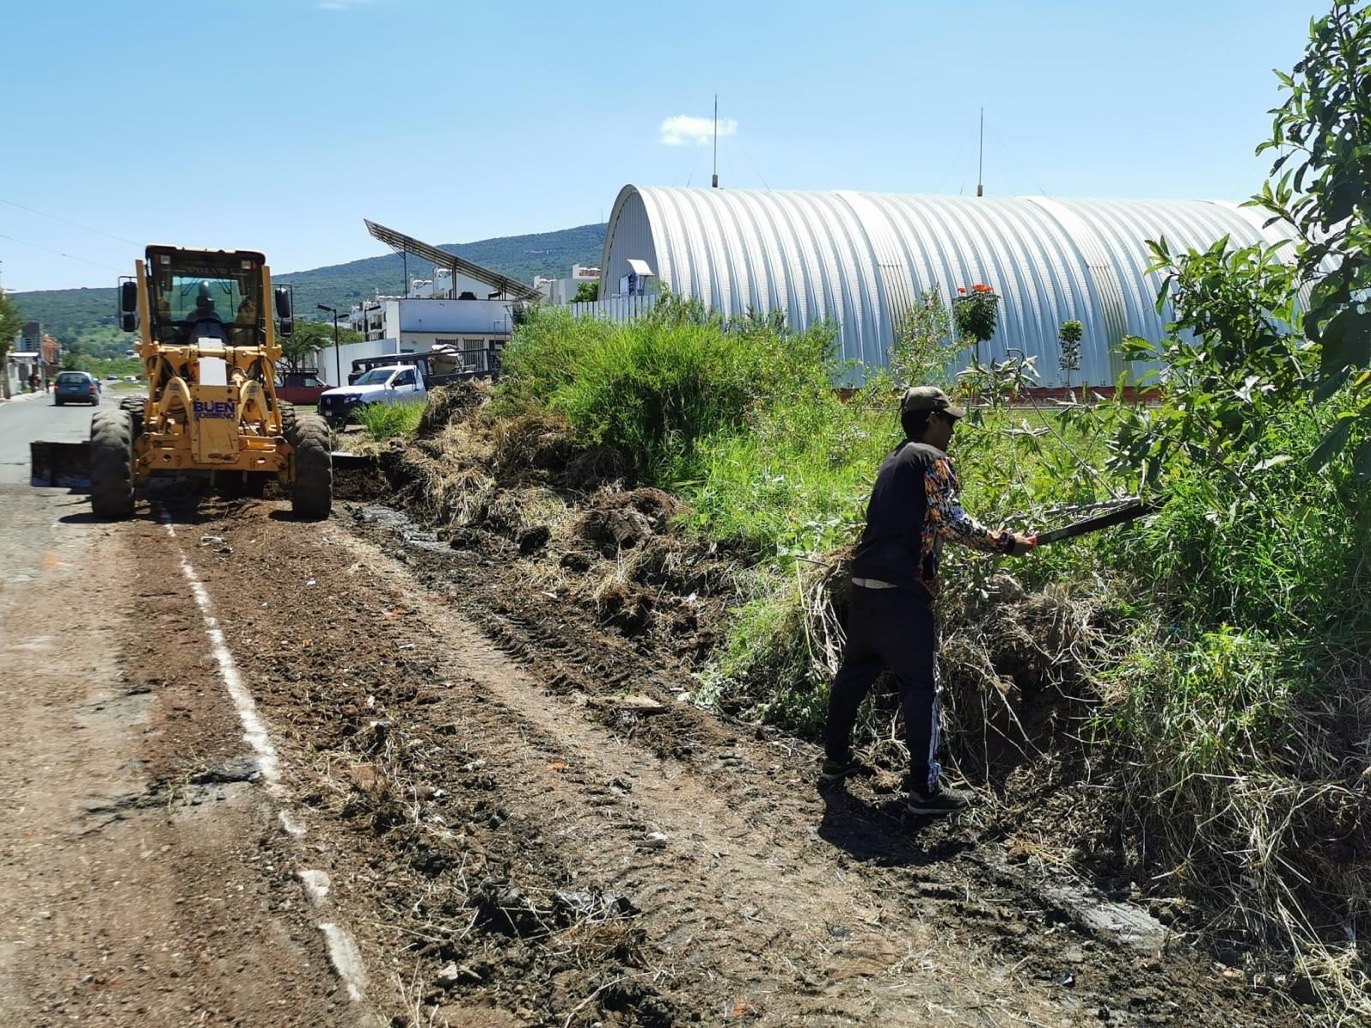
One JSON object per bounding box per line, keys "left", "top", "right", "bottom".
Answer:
{"left": 319, "top": 923, "right": 369, "bottom": 1003}
{"left": 161, "top": 515, "right": 371, "bottom": 1007}
{"left": 166, "top": 524, "right": 282, "bottom": 793}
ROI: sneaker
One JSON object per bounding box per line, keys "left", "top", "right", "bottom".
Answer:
{"left": 818, "top": 753, "right": 866, "bottom": 784}
{"left": 906, "top": 784, "right": 973, "bottom": 816}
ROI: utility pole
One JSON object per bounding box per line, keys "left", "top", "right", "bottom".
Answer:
{"left": 712, "top": 94, "right": 720, "bottom": 189}
{"left": 976, "top": 108, "right": 985, "bottom": 197}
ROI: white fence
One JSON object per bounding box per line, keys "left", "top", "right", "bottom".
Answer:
{"left": 566, "top": 294, "right": 659, "bottom": 323}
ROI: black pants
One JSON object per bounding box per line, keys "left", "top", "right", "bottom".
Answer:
{"left": 823, "top": 585, "right": 942, "bottom": 794}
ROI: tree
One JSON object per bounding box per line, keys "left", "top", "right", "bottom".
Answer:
{"left": 952, "top": 283, "right": 999, "bottom": 363}
{"left": 1058, "top": 319, "right": 1082, "bottom": 392}
{"left": 0, "top": 292, "right": 24, "bottom": 400}
{"left": 1251, "top": 0, "right": 1371, "bottom": 462}
{"left": 571, "top": 280, "right": 599, "bottom": 303}
{"left": 888, "top": 291, "right": 960, "bottom": 388}
{"left": 280, "top": 320, "right": 362, "bottom": 376}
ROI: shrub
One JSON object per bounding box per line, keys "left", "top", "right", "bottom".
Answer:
{"left": 549, "top": 304, "right": 838, "bottom": 486}
{"left": 356, "top": 400, "right": 425, "bottom": 441}
{"left": 953, "top": 283, "right": 999, "bottom": 346}
{"left": 495, "top": 306, "right": 616, "bottom": 415}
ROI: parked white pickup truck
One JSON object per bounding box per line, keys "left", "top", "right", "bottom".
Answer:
{"left": 318, "top": 365, "right": 427, "bottom": 427}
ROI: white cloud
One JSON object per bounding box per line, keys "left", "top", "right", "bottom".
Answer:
{"left": 659, "top": 114, "right": 738, "bottom": 147}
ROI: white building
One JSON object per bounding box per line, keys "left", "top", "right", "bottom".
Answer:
{"left": 5, "top": 352, "right": 42, "bottom": 397}
{"left": 534, "top": 264, "right": 601, "bottom": 305}
{"left": 336, "top": 220, "right": 542, "bottom": 381}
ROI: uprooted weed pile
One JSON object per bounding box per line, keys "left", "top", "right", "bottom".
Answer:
{"left": 358, "top": 295, "right": 1368, "bottom": 1023}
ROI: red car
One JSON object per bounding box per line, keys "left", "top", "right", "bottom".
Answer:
{"left": 275, "top": 372, "right": 329, "bottom": 405}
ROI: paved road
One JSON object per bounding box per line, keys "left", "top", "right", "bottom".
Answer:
{"left": 0, "top": 388, "right": 113, "bottom": 486}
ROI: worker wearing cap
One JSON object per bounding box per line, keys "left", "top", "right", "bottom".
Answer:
{"left": 821, "top": 386, "right": 1036, "bottom": 816}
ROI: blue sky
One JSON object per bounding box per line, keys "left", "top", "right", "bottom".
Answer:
{"left": 0, "top": 0, "right": 1326, "bottom": 292}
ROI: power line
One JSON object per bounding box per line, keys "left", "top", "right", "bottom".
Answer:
{"left": 0, "top": 195, "right": 141, "bottom": 246}
{"left": 733, "top": 135, "right": 771, "bottom": 191}
{"left": 983, "top": 123, "right": 1053, "bottom": 197}
{"left": 0, "top": 231, "right": 124, "bottom": 277}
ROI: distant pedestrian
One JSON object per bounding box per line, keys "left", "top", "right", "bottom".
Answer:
{"left": 820, "top": 386, "right": 1036, "bottom": 816}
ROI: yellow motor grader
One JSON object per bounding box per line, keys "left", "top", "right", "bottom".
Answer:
{"left": 89, "top": 244, "right": 332, "bottom": 519}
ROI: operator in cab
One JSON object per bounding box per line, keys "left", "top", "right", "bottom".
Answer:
{"left": 182, "top": 282, "right": 228, "bottom": 344}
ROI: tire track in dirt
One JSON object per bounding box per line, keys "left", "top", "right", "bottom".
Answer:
{"left": 324, "top": 524, "right": 1043, "bottom": 1026}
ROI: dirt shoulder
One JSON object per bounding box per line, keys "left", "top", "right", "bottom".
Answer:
{"left": 0, "top": 484, "right": 366, "bottom": 1027}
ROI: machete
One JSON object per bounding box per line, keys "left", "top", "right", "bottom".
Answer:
{"left": 1028, "top": 498, "right": 1161, "bottom": 547}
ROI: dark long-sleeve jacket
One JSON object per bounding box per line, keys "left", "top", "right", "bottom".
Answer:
{"left": 849, "top": 440, "right": 1013, "bottom": 595}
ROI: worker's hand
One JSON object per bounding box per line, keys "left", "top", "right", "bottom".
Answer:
{"left": 1008, "top": 533, "right": 1037, "bottom": 557}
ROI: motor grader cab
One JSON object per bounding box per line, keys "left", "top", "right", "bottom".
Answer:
{"left": 88, "top": 245, "right": 332, "bottom": 520}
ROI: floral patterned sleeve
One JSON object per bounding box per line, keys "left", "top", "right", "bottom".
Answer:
{"left": 924, "top": 456, "right": 1014, "bottom": 554}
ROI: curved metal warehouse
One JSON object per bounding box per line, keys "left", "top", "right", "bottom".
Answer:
{"left": 598, "top": 185, "right": 1295, "bottom": 387}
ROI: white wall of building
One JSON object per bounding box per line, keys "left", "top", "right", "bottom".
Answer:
{"left": 535, "top": 264, "right": 601, "bottom": 305}
{"left": 395, "top": 298, "right": 513, "bottom": 336}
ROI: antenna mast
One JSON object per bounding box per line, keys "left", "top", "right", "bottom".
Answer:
{"left": 976, "top": 108, "right": 984, "bottom": 197}
{"left": 712, "top": 94, "right": 720, "bottom": 188}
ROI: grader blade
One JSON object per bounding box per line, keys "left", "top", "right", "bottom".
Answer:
{"left": 30, "top": 440, "right": 91, "bottom": 488}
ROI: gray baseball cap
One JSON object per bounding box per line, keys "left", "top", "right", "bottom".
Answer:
{"left": 900, "top": 385, "right": 966, "bottom": 419}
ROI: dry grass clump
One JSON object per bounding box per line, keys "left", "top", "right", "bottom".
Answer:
{"left": 417, "top": 380, "right": 494, "bottom": 437}
{"left": 390, "top": 444, "right": 498, "bottom": 530}
{"left": 562, "top": 445, "right": 633, "bottom": 491}
{"left": 940, "top": 577, "right": 1106, "bottom": 766}
{"left": 707, "top": 549, "right": 1107, "bottom": 765}
{"left": 489, "top": 412, "right": 579, "bottom": 481}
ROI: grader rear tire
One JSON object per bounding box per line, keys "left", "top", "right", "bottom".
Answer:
{"left": 90, "top": 408, "right": 135, "bottom": 520}
{"left": 291, "top": 413, "right": 332, "bottom": 520}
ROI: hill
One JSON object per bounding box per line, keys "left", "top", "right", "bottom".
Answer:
{"left": 8, "top": 222, "right": 607, "bottom": 357}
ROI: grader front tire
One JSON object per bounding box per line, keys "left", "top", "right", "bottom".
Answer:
{"left": 278, "top": 401, "right": 297, "bottom": 443}
{"left": 90, "top": 408, "right": 135, "bottom": 520}
{"left": 291, "top": 413, "right": 332, "bottom": 520}
{"left": 119, "top": 396, "right": 146, "bottom": 437}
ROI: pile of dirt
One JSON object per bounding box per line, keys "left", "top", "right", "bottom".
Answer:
{"left": 368, "top": 397, "right": 743, "bottom": 676}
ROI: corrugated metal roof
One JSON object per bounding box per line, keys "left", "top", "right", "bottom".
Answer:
{"left": 598, "top": 186, "right": 1296, "bottom": 387}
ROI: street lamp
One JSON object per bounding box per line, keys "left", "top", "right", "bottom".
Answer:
{"left": 316, "top": 304, "right": 341, "bottom": 387}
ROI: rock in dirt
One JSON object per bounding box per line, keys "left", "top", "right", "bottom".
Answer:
{"left": 1035, "top": 881, "right": 1168, "bottom": 953}
{"left": 589, "top": 693, "right": 667, "bottom": 715}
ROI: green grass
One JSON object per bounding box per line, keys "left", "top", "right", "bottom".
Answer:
{"left": 356, "top": 400, "right": 426, "bottom": 441}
